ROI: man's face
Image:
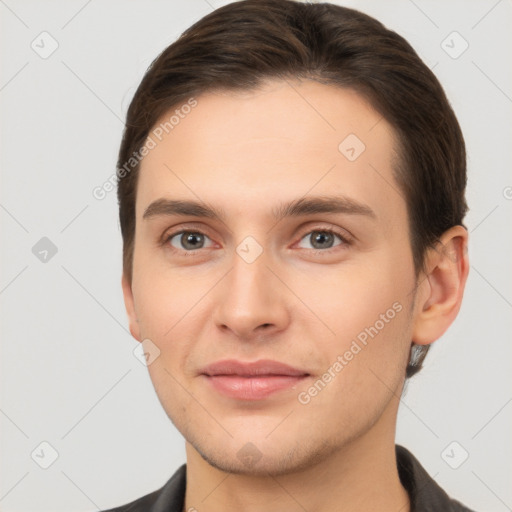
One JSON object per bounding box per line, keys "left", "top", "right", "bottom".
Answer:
{"left": 124, "top": 79, "right": 420, "bottom": 475}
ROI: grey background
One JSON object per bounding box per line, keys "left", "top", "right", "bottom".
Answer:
{"left": 1, "top": 0, "right": 511, "bottom": 510}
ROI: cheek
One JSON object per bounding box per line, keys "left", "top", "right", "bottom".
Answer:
{"left": 134, "top": 266, "right": 205, "bottom": 411}
{"left": 295, "top": 281, "right": 411, "bottom": 427}
{"left": 293, "top": 256, "right": 414, "bottom": 390}
{"left": 131, "top": 245, "right": 212, "bottom": 340}
{"left": 296, "top": 258, "right": 411, "bottom": 334}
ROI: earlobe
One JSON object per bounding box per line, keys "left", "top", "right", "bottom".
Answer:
{"left": 411, "top": 226, "right": 469, "bottom": 346}
{"left": 121, "top": 273, "right": 142, "bottom": 342}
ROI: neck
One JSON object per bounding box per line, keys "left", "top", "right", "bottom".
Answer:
{"left": 183, "top": 406, "right": 410, "bottom": 512}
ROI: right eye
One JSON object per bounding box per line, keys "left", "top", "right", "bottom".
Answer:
{"left": 165, "top": 231, "right": 215, "bottom": 252}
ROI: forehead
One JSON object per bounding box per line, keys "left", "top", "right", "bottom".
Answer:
{"left": 137, "top": 79, "right": 404, "bottom": 226}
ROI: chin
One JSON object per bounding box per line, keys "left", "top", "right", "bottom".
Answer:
{"left": 189, "top": 433, "right": 339, "bottom": 477}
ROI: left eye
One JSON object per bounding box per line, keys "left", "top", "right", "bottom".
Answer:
{"left": 297, "top": 230, "right": 345, "bottom": 250}
{"left": 167, "top": 231, "right": 215, "bottom": 251}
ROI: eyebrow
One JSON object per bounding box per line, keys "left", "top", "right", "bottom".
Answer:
{"left": 142, "top": 196, "right": 377, "bottom": 222}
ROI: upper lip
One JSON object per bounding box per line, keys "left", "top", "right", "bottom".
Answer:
{"left": 201, "top": 359, "right": 309, "bottom": 377}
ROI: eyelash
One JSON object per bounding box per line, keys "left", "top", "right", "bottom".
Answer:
{"left": 161, "top": 227, "right": 353, "bottom": 256}
{"left": 295, "top": 228, "right": 353, "bottom": 252}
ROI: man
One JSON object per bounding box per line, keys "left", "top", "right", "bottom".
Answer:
{"left": 108, "top": 1, "right": 473, "bottom": 510}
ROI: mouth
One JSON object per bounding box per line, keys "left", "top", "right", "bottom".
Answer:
{"left": 200, "top": 359, "right": 310, "bottom": 400}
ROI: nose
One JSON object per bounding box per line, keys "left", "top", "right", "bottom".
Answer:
{"left": 212, "top": 248, "right": 290, "bottom": 342}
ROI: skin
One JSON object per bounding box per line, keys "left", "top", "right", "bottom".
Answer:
{"left": 122, "top": 79, "right": 469, "bottom": 512}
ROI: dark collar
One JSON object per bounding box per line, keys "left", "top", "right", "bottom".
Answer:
{"left": 103, "top": 445, "right": 475, "bottom": 512}
{"left": 396, "top": 445, "right": 475, "bottom": 511}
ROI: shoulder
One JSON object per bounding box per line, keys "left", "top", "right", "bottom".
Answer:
{"left": 100, "top": 464, "right": 186, "bottom": 512}
{"left": 396, "top": 445, "right": 476, "bottom": 512}
{"left": 101, "top": 488, "right": 161, "bottom": 512}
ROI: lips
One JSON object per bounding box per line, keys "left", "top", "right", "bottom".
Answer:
{"left": 201, "top": 359, "right": 309, "bottom": 377}
{"left": 200, "top": 359, "right": 310, "bottom": 400}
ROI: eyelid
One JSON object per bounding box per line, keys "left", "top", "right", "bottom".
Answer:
{"left": 294, "top": 223, "right": 354, "bottom": 246}
{"left": 161, "top": 226, "right": 217, "bottom": 252}
{"left": 161, "top": 222, "right": 217, "bottom": 243}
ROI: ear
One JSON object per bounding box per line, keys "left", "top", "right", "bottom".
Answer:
{"left": 411, "top": 225, "right": 469, "bottom": 345}
{"left": 122, "top": 272, "right": 142, "bottom": 342}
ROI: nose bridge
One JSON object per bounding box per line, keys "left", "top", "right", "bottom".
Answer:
{"left": 232, "top": 247, "right": 269, "bottom": 303}
{"left": 213, "top": 239, "right": 289, "bottom": 336}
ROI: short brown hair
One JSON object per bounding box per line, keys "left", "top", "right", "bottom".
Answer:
{"left": 117, "top": 0, "right": 468, "bottom": 377}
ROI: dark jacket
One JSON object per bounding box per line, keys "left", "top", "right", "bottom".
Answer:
{"left": 102, "top": 445, "right": 475, "bottom": 512}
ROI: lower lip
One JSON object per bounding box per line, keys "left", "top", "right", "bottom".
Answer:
{"left": 204, "top": 375, "right": 308, "bottom": 400}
